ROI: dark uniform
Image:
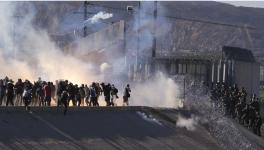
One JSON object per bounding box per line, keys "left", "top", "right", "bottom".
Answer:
{"left": 254, "top": 112, "right": 262, "bottom": 136}
{"left": 248, "top": 106, "right": 256, "bottom": 128}
{"left": 250, "top": 99, "right": 260, "bottom": 113}
{"left": 235, "top": 101, "right": 244, "bottom": 124}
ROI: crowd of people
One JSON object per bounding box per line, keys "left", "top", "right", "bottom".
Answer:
{"left": 0, "top": 76, "right": 262, "bottom": 136}
{"left": 211, "top": 82, "right": 262, "bottom": 136}
{"left": 0, "top": 76, "right": 131, "bottom": 115}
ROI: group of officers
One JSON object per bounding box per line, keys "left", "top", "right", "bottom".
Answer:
{"left": 0, "top": 76, "right": 131, "bottom": 115}
{"left": 211, "top": 82, "right": 262, "bottom": 136}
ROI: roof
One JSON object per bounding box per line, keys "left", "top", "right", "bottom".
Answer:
{"left": 154, "top": 51, "right": 222, "bottom": 61}
{"left": 222, "top": 46, "right": 256, "bottom": 62}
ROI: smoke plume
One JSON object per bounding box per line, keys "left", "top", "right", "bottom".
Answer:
{"left": 0, "top": 2, "right": 103, "bottom": 84}
{"left": 0, "top": 2, "right": 181, "bottom": 108}
{"left": 176, "top": 115, "right": 199, "bottom": 131}
{"left": 85, "top": 11, "right": 113, "bottom": 24}
{"left": 130, "top": 72, "right": 183, "bottom": 108}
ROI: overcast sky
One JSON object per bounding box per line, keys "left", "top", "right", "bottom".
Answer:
{"left": 221, "top": 1, "right": 264, "bottom": 8}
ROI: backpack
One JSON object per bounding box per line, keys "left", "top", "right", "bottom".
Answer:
{"left": 90, "top": 88, "right": 97, "bottom": 97}
{"left": 114, "top": 88, "right": 118, "bottom": 94}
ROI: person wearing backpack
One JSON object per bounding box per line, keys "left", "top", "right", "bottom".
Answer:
{"left": 23, "top": 86, "right": 33, "bottom": 111}
{"left": 6, "top": 81, "right": 14, "bottom": 106}
{"left": 90, "top": 85, "right": 98, "bottom": 106}
{"left": 60, "top": 90, "right": 69, "bottom": 115}
{"left": 110, "top": 84, "right": 118, "bottom": 106}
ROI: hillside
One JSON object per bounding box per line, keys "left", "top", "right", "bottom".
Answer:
{"left": 14, "top": 1, "right": 264, "bottom": 55}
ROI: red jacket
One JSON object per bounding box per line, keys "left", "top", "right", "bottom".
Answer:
{"left": 43, "top": 85, "right": 51, "bottom": 97}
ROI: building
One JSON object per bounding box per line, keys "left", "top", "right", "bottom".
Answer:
{"left": 63, "top": 18, "right": 260, "bottom": 95}
{"left": 54, "top": 1, "right": 261, "bottom": 94}
{"left": 153, "top": 46, "right": 260, "bottom": 95}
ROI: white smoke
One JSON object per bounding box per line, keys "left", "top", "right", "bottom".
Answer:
{"left": 176, "top": 115, "right": 199, "bottom": 131}
{"left": 0, "top": 2, "right": 103, "bottom": 84}
{"left": 130, "top": 72, "right": 183, "bottom": 108}
{"left": 0, "top": 2, "right": 181, "bottom": 109}
{"left": 100, "top": 62, "right": 111, "bottom": 73}
{"left": 86, "top": 11, "right": 113, "bottom": 24}
{"left": 136, "top": 111, "right": 163, "bottom": 126}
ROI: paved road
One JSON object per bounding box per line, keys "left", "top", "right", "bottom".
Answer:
{"left": 0, "top": 106, "right": 223, "bottom": 150}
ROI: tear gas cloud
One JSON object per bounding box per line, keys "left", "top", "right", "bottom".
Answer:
{"left": 0, "top": 2, "right": 103, "bottom": 84}
{"left": 100, "top": 62, "right": 111, "bottom": 73}
{"left": 130, "top": 72, "right": 183, "bottom": 108}
{"left": 136, "top": 111, "right": 163, "bottom": 126}
{"left": 123, "top": 2, "right": 182, "bottom": 108}
{"left": 176, "top": 115, "right": 199, "bottom": 131}
{"left": 0, "top": 2, "right": 181, "bottom": 108}
{"left": 85, "top": 11, "right": 113, "bottom": 24}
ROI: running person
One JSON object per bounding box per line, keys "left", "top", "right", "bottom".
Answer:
{"left": 60, "top": 90, "right": 69, "bottom": 115}
{"left": 123, "top": 84, "right": 131, "bottom": 106}
{"left": 23, "top": 86, "right": 33, "bottom": 111}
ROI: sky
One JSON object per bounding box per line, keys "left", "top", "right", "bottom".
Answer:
{"left": 221, "top": 1, "right": 264, "bottom": 8}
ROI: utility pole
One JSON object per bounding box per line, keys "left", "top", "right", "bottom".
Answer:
{"left": 136, "top": 2, "right": 140, "bottom": 72}
{"left": 83, "top": 1, "right": 88, "bottom": 37}
{"left": 135, "top": 1, "right": 141, "bottom": 81}
{"left": 152, "top": 1, "right": 157, "bottom": 58}
{"left": 150, "top": 1, "right": 157, "bottom": 74}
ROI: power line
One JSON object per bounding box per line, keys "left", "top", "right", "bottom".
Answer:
{"left": 85, "top": 2, "right": 256, "bottom": 30}
{"left": 59, "top": 2, "right": 258, "bottom": 38}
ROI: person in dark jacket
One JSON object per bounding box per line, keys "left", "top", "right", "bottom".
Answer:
{"left": 250, "top": 98, "right": 260, "bottom": 113}
{"left": 101, "top": 83, "right": 111, "bottom": 106}
{"left": 110, "top": 84, "right": 118, "bottom": 106}
{"left": 6, "top": 81, "right": 14, "bottom": 106}
{"left": 0, "top": 80, "right": 5, "bottom": 106}
{"left": 60, "top": 90, "right": 69, "bottom": 115}
{"left": 67, "top": 83, "right": 76, "bottom": 106}
{"left": 75, "top": 85, "right": 82, "bottom": 107}
{"left": 235, "top": 100, "right": 244, "bottom": 124}
{"left": 84, "top": 85, "right": 90, "bottom": 106}
{"left": 36, "top": 82, "right": 44, "bottom": 106}
{"left": 123, "top": 84, "right": 131, "bottom": 106}
{"left": 14, "top": 79, "right": 24, "bottom": 106}
{"left": 43, "top": 82, "right": 52, "bottom": 106}
{"left": 254, "top": 112, "right": 262, "bottom": 136}
{"left": 23, "top": 86, "right": 33, "bottom": 111}
{"left": 79, "top": 84, "right": 85, "bottom": 106}
{"left": 90, "top": 85, "right": 98, "bottom": 106}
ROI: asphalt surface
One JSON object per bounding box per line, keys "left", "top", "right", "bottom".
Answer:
{"left": 0, "top": 106, "right": 231, "bottom": 150}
